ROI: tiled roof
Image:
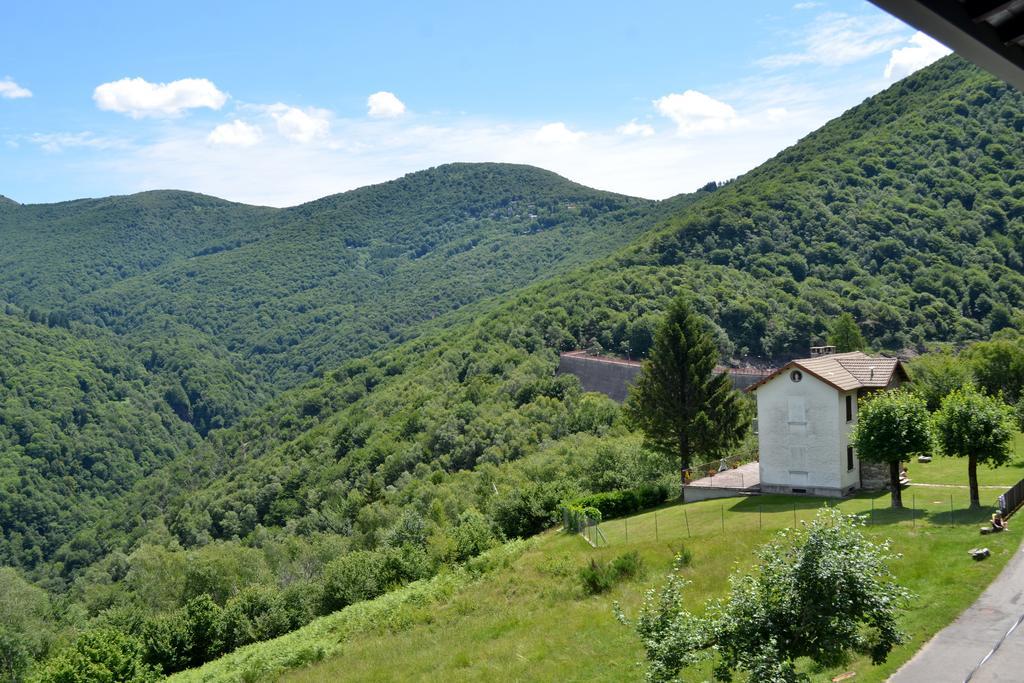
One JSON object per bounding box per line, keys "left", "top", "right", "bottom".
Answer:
{"left": 748, "top": 351, "right": 905, "bottom": 392}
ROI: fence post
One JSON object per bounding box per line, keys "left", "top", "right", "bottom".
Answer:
{"left": 655, "top": 510, "right": 659, "bottom": 541}
{"left": 684, "top": 509, "right": 691, "bottom": 538}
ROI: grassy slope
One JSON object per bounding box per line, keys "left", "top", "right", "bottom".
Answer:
{"left": 174, "top": 476, "right": 1023, "bottom": 683}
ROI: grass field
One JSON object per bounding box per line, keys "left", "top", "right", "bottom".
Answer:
{"left": 268, "top": 487, "right": 1021, "bottom": 683}
{"left": 906, "top": 432, "right": 1024, "bottom": 487}
{"left": 175, "top": 448, "right": 1024, "bottom": 682}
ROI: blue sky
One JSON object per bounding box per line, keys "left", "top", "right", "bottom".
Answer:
{"left": 0, "top": 1, "right": 950, "bottom": 206}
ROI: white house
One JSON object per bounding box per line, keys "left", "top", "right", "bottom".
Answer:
{"left": 747, "top": 350, "right": 907, "bottom": 497}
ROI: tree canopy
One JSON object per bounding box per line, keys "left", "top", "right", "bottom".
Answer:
{"left": 850, "top": 389, "right": 932, "bottom": 508}
{"left": 624, "top": 295, "right": 749, "bottom": 497}
{"left": 933, "top": 386, "right": 1016, "bottom": 507}
{"left": 828, "top": 312, "right": 867, "bottom": 352}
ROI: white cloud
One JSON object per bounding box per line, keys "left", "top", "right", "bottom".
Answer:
{"left": 266, "top": 104, "right": 331, "bottom": 143}
{"left": 534, "top": 122, "right": 585, "bottom": 144}
{"left": 884, "top": 31, "right": 952, "bottom": 81}
{"left": 759, "top": 13, "right": 907, "bottom": 69}
{"left": 208, "top": 119, "right": 263, "bottom": 146}
{"left": 93, "top": 77, "right": 227, "bottom": 118}
{"left": 367, "top": 91, "right": 406, "bottom": 118}
{"left": 0, "top": 77, "right": 32, "bottom": 99}
{"left": 792, "top": 2, "right": 821, "bottom": 9}
{"left": 617, "top": 119, "right": 655, "bottom": 137}
{"left": 654, "top": 90, "right": 739, "bottom": 134}
{"left": 30, "top": 132, "right": 126, "bottom": 153}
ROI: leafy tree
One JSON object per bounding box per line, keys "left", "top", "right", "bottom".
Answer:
{"left": 827, "top": 312, "right": 866, "bottom": 352}
{"left": 625, "top": 295, "right": 749, "bottom": 498}
{"left": 965, "top": 338, "right": 1024, "bottom": 404}
{"left": 908, "top": 351, "right": 974, "bottom": 412}
{"left": 850, "top": 390, "right": 932, "bottom": 508}
{"left": 617, "top": 508, "right": 910, "bottom": 682}
{"left": 933, "top": 386, "right": 1016, "bottom": 508}
{"left": 32, "top": 628, "right": 159, "bottom": 683}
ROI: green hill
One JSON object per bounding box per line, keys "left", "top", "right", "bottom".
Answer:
{"left": 0, "top": 165, "right": 676, "bottom": 581}
{"left": 6, "top": 55, "right": 1024, "bottom": 680}
{"left": 0, "top": 310, "right": 201, "bottom": 584}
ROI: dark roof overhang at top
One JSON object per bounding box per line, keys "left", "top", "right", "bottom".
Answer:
{"left": 868, "top": 1, "right": 1024, "bottom": 90}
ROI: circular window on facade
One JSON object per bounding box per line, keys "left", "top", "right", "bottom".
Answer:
{"left": 790, "top": 370, "right": 803, "bottom": 383}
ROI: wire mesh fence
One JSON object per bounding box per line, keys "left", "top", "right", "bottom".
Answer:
{"left": 562, "top": 507, "right": 608, "bottom": 547}
{"left": 597, "top": 489, "right": 1003, "bottom": 547}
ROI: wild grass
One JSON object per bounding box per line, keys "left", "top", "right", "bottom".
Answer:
{"left": 270, "top": 485, "right": 1021, "bottom": 683}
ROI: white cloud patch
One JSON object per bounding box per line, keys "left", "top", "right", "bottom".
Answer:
{"left": 617, "top": 119, "right": 655, "bottom": 137}
{"left": 266, "top": 104, "right": 331, "bottom": 143}
{"left": 534, "top": 122, "right": 585, "bottom": 144}
{"left": 208, "top": 119, "right": 263, "bottom": 146}
{"left": 93, "top": 77, "right": 227, "bottom": 118}
{"left": 30, "top": 132, "right": 126, "bottom": 153}
{"left": 759, "top": 13, "right": 907, "bottom": 69}
{"left": 654, "top": 90, "right": 739, "bottom": 134}
{"left": 884, "top": 31, "right": 952, "bottom": 81}
{"left": 367, "top": 91, "right": 406, "bottom": 118}
{"left": 0, "top": 77, "right": 32, "bottom": 99}
{"left": 792, "top": 2, "right": 821, "bottom": 9}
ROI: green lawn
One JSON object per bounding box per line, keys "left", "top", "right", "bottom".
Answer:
{"left": 906, "top": 432, "right": 1024, "bottom": 487}
{"left": 271, "top": 488, "right": 1021, "bottom": 683}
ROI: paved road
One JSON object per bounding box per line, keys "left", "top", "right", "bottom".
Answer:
{"left": 889, "top": 538, "right": 1024, "bottom": 682}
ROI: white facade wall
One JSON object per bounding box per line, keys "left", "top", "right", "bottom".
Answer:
{"left": 756, "top": 371, "right": 859, "bottom": 497}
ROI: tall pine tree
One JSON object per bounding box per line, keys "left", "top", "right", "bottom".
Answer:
{"left": 625, "top": 295, "right": 749, "bottom": 498}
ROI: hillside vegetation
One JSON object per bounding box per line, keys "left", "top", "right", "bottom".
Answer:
{"left": 175, "top": 490, "right": 1022, "bottom": 682}
{"left": 5, "top": 56, "right": 1024, "bottom": 681}
{"left": 0, "top": 165, "right": 675, "bottom": 580}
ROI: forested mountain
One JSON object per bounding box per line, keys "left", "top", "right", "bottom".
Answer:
{"left": 0, "top": 165, "right": 680, "bottom": 581}
{"left": 0, "top": 191, "right": 277, "bottom": 310}
{"left": 0, "top": 311, "right": 200, "bottom": 585}
{"left": 2, "top": 165, "right": 672, "bottom": 437}
{"left": 4, "top": 55, "right": 1024, "bottom": 680}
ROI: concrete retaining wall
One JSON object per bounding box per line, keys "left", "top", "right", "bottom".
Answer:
{"left": 557, "top": 352, "right": 770, "bottom": 403}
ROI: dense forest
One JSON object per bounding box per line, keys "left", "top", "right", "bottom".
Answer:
{"left": 3, "top": 55, "right": 1024, "bottom": 680}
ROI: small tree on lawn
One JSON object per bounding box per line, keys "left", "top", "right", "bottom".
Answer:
{"left": 625, "top": 295, "right": 749, "bottom": 499}
{"left": 933, "top": 386, "right": 1015, "bottom": 508}
{"left": 616, "top": 508, "right": 911, "bottom": 683}
{"left": 850, "top": 389, "right": 932, "bottom": 509}
{"left": 828, "top": 312, "right": 866, "bottom": 352}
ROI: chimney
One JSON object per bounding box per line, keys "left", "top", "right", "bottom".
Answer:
{"left": 810, "top": 345, "right": 836, "bottom": 358}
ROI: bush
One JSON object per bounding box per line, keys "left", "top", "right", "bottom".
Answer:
{"left": 320, "top": 551, "right": 387, "bottom": 613}
{"left": 34, "top": 628, "right": 160, "bottom": 683}
{"left": 565, "top": 484, "right": 669, "bottom": 521}
{"left": 578, "top": 551, "right": 646, "bottom": 595}
{"left": 222, "top": 585, "right": 292, "bottom": 650}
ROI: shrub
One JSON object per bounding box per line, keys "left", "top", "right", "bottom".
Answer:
{"left": 34, "top": 628, "right": 159, "bottom": 683}
{"left": 578, "top": 551, "right": 646, "bottom": 595}
{"left": 222, "top": 585, "right": 292, "bottom": 650}
{"left": 565, "top": 484, "right": 669, "bottom": 521}
{"left": 320, "top": 551, "right": 386, "bottom": 613}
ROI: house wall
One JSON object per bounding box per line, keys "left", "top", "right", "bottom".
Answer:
{"left": 757, "top": 372, "right": 855, "bottom": 497}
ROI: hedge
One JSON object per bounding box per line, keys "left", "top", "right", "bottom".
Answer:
{"left": 565, "top": 484, "right": 669, "bottom": 521}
